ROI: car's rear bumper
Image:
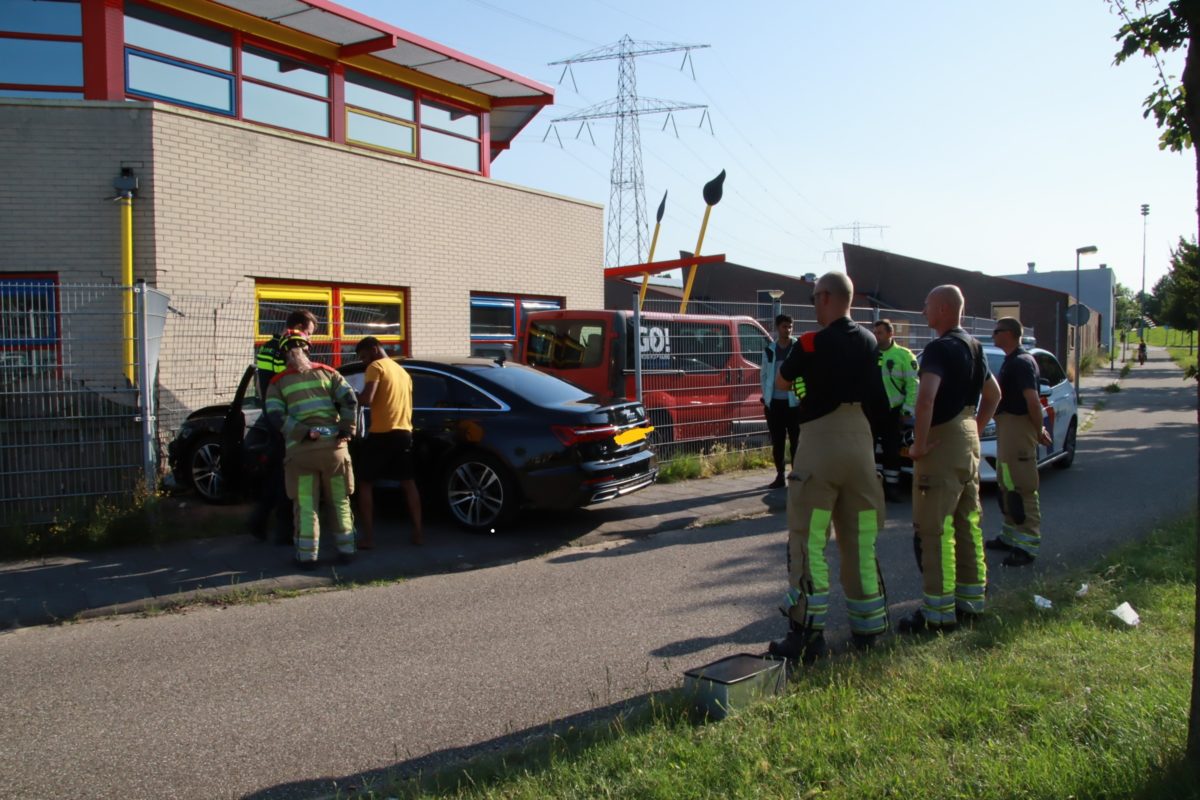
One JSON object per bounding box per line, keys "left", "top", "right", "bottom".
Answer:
{"left": 520, "top": 450, "right": 658, "bottom": 509}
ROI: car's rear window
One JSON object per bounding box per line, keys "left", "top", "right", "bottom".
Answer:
{"left": 525, "top": 319, "right": 607, "bottom": 370}
{"left": 463, "top": 364, "right": 594, "bottom": 406}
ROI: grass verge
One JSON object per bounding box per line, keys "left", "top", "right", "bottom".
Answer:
{"left": 366, "top": 514, "right": 1199, "bottom": 800}
{"left": 657, "top": 444, "right": 773, "bottom": 484}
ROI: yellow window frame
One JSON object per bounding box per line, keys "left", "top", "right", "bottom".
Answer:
{"left": 254, "top": 285, "right": 333, "bottom": 340}
{"left": 341, "top": 288, "right": 406, "bottom": 343}
{"left": 346, "top": 107, "right": 418, "bottom": 158}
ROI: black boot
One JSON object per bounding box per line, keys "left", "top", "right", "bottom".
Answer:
{"left": 896, "top": 609, "right": 955, "bottom": 635}
{"left": 768, "top": 622, "right": 827, "bottom": 663}
{"left": 883, "top": 481, "right": 905, "bottom": 504}
{"left": 1002, "top": 548, "right": 1035, "bottom": 567}
{"left": 984, "top": 536, "right": 1014, "bottom": 552}
{"left": 768, "top": 473, "right": 786, "bottom": 489}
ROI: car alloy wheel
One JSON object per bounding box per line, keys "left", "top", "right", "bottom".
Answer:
{"left": 446, "top": 455, "right": 512, "bottom": 531}
{"left": 189, "top": 435, "right": 225, "bottom": 503}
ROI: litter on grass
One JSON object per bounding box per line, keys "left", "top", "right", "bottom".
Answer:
{"left": 1075, "top": 583, "right": 1089, "bottom": 598}
{"left": 1111, "top": 601, "right": 1140, "bottom": 626}
{"left": 1034, "top": 595, "right": 1053, "bottom": 610}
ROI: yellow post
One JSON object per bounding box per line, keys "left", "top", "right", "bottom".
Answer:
{"left": 679, "top": 204, "right": 712, "bottom": 314}
{"left": 120, "top": 192, "right": 134, "bottom": 385}
{"left": 637, "top": 219, "right": 663, "bottom": 310}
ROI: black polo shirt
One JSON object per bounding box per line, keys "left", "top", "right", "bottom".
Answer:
{"left": 919, "top": 327, "right": 989, "bottom": 426}
{"left": 778, "top": 316, "right": 884, "bottom": 425}
{"left": 996, "top": 347, "right": 1039, "bottom": 416}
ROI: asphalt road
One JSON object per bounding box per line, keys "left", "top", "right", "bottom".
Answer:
{"left": 0, "top": 354, "right": 1195, "bottom": 799}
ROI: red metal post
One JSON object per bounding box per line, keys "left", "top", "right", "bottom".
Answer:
{"left": 82, "top": 0, "right": 125, "bottom": 100}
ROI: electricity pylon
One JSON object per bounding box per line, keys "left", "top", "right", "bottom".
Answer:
{"left": 549, "top": 36, "right": 710, "bottom": 267}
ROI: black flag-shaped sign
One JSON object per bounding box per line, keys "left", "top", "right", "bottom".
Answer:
{"left": 656, "top": 190, "right": 668, "bottom": 223}
{"left": 702, "top": 169, "right": 726, "bottom": 206}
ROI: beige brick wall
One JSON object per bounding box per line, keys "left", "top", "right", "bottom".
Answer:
{"left": 0, "top": 100, "right": 605, "bottom": 427}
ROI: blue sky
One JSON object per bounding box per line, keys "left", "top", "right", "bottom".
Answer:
{"left": 349, "top": 0, "right": 1194, "bottom": 295}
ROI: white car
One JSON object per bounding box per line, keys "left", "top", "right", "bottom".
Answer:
{"left": 904, "top": 344, "right": 1079, "bottom": 483}
{"left": 977, "top": 344, "right": 1078, "bottom": 483}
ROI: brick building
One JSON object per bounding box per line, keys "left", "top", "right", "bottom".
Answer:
{"left": 0, "top": 0, "right": 603, "bottom": 405}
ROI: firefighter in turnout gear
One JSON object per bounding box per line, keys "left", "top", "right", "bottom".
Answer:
{"left": 264, "top": 333, "right": 359, "bottom": 570}
{"left": 767, "top": 272, "right": 890, "bottom": 662}
{"left": 872, "top": 319, "right": 918, "bottom": 503}
{"left": 985, "top": 317, "right": 1052, "bottom": 567}
{"left": 248, "top": 309, "right": 318, "bottom": 544}
{"left": 900, "top": 285, "right": 1001, "bottom": 633}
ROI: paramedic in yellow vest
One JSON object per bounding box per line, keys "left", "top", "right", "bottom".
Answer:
{"left": 901, "top": 285, "right": 1000, "bottom": 633}
{"left": 985, "top": 317, "right": 1052, "bottom": 567}
{"left": 767, "top": 272, "right": 890, "bottom": 663}
{"left": 873, "top": 318, "right": 918, "bottom": 503}
{"left": 264, "top": 333, "right": 359, "bottom": 570}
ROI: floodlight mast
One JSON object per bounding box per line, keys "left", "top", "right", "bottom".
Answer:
{"left": 548, "top": 36, "right": 710, "bottom": 268}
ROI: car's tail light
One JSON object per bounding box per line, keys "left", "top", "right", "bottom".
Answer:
{"left": 552, "top": 424, "right": 618, "bottom": 446}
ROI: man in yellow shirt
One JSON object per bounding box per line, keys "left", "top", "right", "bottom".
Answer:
{"left": 354, "top": 337, "right": 423, "bottom": 548}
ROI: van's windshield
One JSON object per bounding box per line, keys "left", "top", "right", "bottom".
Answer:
{"left": 525, "top": 320, "right": 607, "bottom": 370}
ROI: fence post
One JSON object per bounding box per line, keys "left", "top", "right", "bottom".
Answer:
{"left": 135, "top": 280, "right": 157, "bottom": 494}
{"left": 632, "top": 291, "right": 643, "bottom": 403}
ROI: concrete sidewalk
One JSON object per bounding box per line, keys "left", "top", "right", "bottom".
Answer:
{"left": 0, "top": 367, "right": 1121, "bottom": 631}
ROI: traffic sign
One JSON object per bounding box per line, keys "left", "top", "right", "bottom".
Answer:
{"left": 1065, "top": 303, "right": 1091, "bottom": 326}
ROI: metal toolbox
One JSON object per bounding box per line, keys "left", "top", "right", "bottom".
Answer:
{"left": 683, "top": 652, "right": 787, "bottom": 720}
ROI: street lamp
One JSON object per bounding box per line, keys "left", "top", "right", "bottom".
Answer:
{"left": 1139, "top": 203, "right": 1150, "bottom": 339}
{"left": 1074, "top": 244, "right": 1099, "bottom": 403}
{"left": 767, "top": 288, "right": 784, "bottom": 322}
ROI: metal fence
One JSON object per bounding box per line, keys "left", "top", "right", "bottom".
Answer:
{"left": 633, "top": 297, "right": 1016, "bottom": 463}
{"left": 0, "top": 282, "right": 164, "bottom": 527}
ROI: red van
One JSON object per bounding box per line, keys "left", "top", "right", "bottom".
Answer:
{"left": 520, "top": 310, "right": 772, "bottom": 449}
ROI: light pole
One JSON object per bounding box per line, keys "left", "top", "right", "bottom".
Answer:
{"left": 1075, "top": 245, "right": 1098, "bottom": 403}
{"left": 768, "top": 288, "right": 784, "bottom": 323}
{"left": 1140, "top": 203, "right": 1149, "bottom": 340}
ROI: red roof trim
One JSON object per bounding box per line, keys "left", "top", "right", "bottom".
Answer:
{"left": 289, "top": 0, "right": 554, "bottom": 99}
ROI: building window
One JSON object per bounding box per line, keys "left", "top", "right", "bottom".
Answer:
{"left": 470, "top": 294, "right": 562, "bottom": 357}
{"left": 0, "top": 0, "right": 82, "bottom": 98}
{"left": 420, "top": 99, "right": 481, "bottom": 172}
{"left": 241, "top": 45, "right": 329, "bottom": 137}
{"left": 0, "top": 275, "right": 60, "bottom": 375}
{"left": 124, "top": 2, "right": 234, "bottom": 114}
{"left": 255, "top": 282, "right": 407, "bottom": 368}
{"left": 345, "top": 69, "right": 415, "bottom": 156}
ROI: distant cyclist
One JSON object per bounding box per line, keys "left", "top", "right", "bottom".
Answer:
{"left": 1138, "top": 341, "right": 1147, "bottom": 365}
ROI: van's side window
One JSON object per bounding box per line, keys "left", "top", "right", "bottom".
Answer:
{"left": 739, "top": 323, "right": 770, "bottom": 367}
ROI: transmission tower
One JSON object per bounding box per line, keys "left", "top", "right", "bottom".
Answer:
{"left": 548, "top": 36, "right": 710, "bottom": 267}
{"left": 825, "top": 221, "right": 888, "bottom": 246}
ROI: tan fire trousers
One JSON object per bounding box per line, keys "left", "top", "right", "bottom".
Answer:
{"left": 785, "top": 403, "right": 888, "bottom": 637}
{"left": 995, "top": 413, "right": 1041, "bottom": 557}
{"left": 284, "top": 439, "right": 356, "bottom": 562}
{"left": 912, "top": 409, "right": 986, "bottom": 625}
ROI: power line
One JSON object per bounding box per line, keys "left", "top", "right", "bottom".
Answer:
{"left": 547, "top": 36, "right": 710, "bottom": 267}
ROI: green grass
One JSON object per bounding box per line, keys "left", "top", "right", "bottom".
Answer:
{"left": 362, "top": 514, "right": 1200, "bottom": 800}
{"left": 656, "top": 444, "right": 774, "bottom": 484}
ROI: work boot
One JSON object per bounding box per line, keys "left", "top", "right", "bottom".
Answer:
{"left": 896, "top": 609, "right": 955, "bottom": 635}
{"left": 851, "top": 632, "right": 883, "bottom": 652}
{"left": 1002, "top": 548, "right": 1035, "bottom": 567}
{"left": 337, "top": 552, "right": 356, "bottom": 566}
{"left": 768, "top": 622, "right": 827, "bottom": 664}
{"left": 883, "top": 482, "right": 905, "bottom": 504}
{"left": 294, "top": 558, "right": 319, "bottom": 572}
{"left": 768, "top": 473, "right": 786, "bottom": 490}
{"left": 984, "top": 536, "right": 1014, "bottom": 552}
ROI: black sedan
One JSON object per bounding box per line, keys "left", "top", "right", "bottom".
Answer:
{"left": 167, "top": 356, "right": 659, "bottom": 531}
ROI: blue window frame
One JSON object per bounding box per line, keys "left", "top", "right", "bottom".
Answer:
{"left": 124, "top": 49, "right": 234, "bottom": 115}
{"left": 0, "top": 277, "right": 60, "bottom": 375}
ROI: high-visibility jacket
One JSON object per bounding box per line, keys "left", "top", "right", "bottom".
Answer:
{"left": 265, "top": 364, "right": 358, "bottom": 450}
{"left": 255, "top": 328, "right": 307, "bottom": 376}
{"left": 878, "top": 341, "right": 918, "bottom": 415}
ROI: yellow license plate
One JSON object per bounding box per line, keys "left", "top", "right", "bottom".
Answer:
{"left": 615, "top": 425, "right": 652, "bottom": 446}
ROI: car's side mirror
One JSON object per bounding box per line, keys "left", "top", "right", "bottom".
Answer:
{"left": 1038, "top": 383, "right": 1052, "bottom": 398}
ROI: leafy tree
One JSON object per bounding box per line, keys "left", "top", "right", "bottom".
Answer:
{"left": 1160, "top": 238, "right": 1200, "bottom": 332}
{"left": 1112, "top": 0, "right": 1200, "bottom": 769}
